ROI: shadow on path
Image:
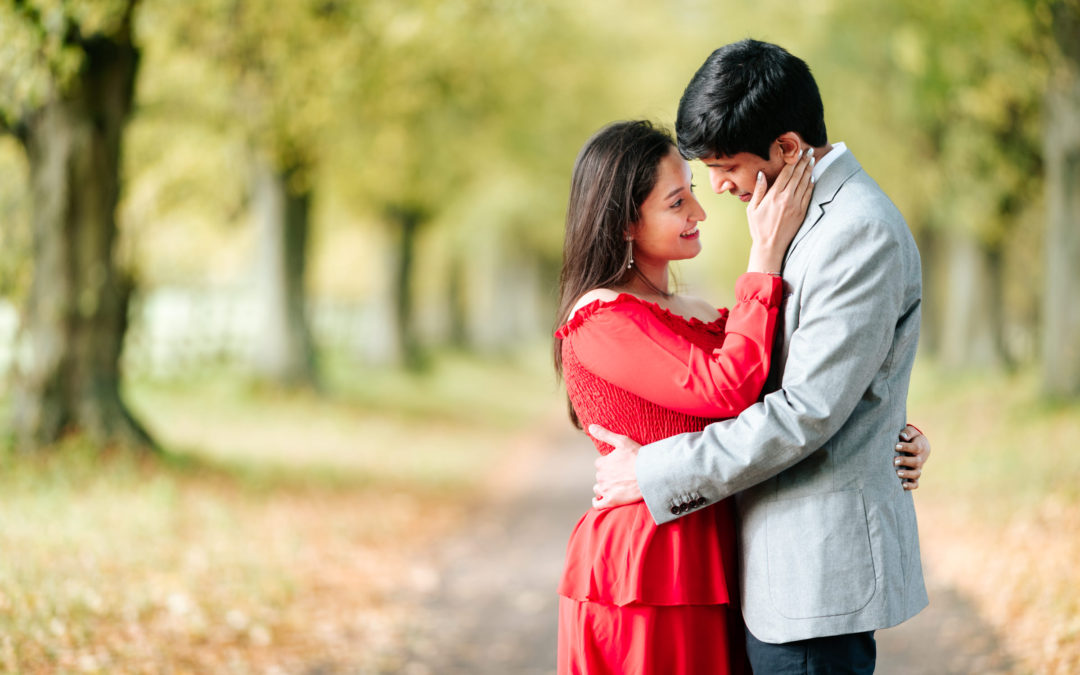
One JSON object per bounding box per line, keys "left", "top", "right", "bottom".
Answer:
{"left": 389, "top": 425, "right": 588, "bottom": 675}
{"left": 876, "top": 581, "right": 1015, "bottom": 674}
{"left": 391, "top": 425, "right": 1017, "bottom": 674}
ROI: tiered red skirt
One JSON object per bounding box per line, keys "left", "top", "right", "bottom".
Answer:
{"left": 556, "top": 500, "right": 748, "bottom": 674}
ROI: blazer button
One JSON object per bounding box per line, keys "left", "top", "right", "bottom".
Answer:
{"left": 670, "top": 505, "right": 680, "bottom": 514}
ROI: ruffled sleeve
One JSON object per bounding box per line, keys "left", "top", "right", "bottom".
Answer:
{"left": 558, "top": 273, "right": 784, "bottom": 418}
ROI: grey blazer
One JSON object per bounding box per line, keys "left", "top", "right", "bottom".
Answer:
{"left": 637, "top": 149, "right": 928, "bottom": 644}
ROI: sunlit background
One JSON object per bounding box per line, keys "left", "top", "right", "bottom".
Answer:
{"left": 0, "top": 0, "right": 1077, "bottom": 673}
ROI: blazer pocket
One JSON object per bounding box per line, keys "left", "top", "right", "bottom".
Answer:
{"left": 765, "top": 489, "right": 876, "bottom": 619}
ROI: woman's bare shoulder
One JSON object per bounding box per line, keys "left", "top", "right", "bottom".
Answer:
{"left": 568, "top": 288, "right": 623, "bottom": 322}
{"left": 677, "top": 294, "right": 723, "bottom": 322}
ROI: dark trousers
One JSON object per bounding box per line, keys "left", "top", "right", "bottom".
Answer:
{"left": 745, "top": 626, "right": 876, "bottom": 674}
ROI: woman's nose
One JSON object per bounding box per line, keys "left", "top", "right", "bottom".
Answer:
{"left": 691, "top": 197, "right": 707, "bottom": 222}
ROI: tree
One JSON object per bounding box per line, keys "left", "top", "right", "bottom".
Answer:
{"left": 829, "top": 0, "right": 1047, "bottom": 370}
{"left": 1042, "top": 0, "right": 1080, "bottom": 396}
{"left": 335, "top": 1, "right": 583, "bottom": 367}
{"left": 143, "top": 0, "right": 359, "bottom": 387}
{"left": 0, "top": 0, "right": 153, "bottom": 451}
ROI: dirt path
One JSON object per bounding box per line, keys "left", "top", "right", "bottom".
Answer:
{"left": 388, "top": 425, "right": 1017, "bottom": 674}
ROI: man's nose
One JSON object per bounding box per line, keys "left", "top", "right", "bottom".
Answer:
{"left": 710, "top": 172, "right": 734, "bottom": 194}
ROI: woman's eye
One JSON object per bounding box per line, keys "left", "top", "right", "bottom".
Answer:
{"left": 672, "top": 199, "right": 683, "bottom": 208}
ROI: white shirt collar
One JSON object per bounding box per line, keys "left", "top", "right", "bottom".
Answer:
{"left": 811, "top": 141, "right": 847, "bottom": 182}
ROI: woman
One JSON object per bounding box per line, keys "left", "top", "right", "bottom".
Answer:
{"left": 553, "top": 121, "right": 928, "bottom": 674}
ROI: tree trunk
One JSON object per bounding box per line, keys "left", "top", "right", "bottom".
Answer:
{"left": 12, "top": 32, "right": 153, "bottom": 452}
{"left": 1042, "top": 2, "right": 1080, "bottom": 396}
{"left": 447, "top": 250, "right": 469, "bottom": 349}
{"left": 939, "top": 231, "right": 1007, "bottom": 370}
{"left": 250, "top": 157, "right": 318, "bottom": 388}
{"left": 388, "top": 206, "right": 425, "bottom": 370}
{"left": 985, "top": 244, "right": 1014, "bottom": 370}
{"left": 916, "top": 226, "right": 943, "bottom": 358}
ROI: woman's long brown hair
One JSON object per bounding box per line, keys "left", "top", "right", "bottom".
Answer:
{"left": 554, "top": 121, "right": 675, "bottom": 427}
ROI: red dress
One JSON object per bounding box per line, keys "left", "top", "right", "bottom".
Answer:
{"left": 554, "top": 273, "right": 784, "bottom": 675}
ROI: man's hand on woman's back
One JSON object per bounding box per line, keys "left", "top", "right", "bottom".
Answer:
{"left": 589, "top": 424, "right": 644, "bottom": 508}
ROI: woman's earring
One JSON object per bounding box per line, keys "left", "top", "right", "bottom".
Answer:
{"left": 627, "top": 240, "right": 634, "bottom": 269}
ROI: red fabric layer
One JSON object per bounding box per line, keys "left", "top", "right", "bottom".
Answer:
{"left": 558, "top": 492, "right": 738, "bottom": 606}
{"left": 557, "top": 597, "right": 750, "bottom": 675}
{"left": 554, "top": 273, "right": 782, "bottom": 609}
{"left": 556, "top": 273, "right": 782, "bottom": 418}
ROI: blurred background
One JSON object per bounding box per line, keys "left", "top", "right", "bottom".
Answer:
{"left": 0, "top": 0, "right": 1077, "bottom": 672}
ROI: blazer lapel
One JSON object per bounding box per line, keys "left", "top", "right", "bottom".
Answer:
{"left": 783, "top": 151, "right": 862, "bottom": 266}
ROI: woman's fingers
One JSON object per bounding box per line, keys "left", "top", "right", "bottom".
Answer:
{"left": 896, "top": 456, "right": 922, "bottom": 489}
{"left": 775, "top": 149, "right": 814, "bottom": 209}
{"left": 751, "top": 147, "right": 814, "bottom": 214}
{"left": 894, "top": 452, "right": 924, "bottom": 470}
{"left": 895, "top": 424, "right": 929, "bottom": 491}
{"left": 900, "top": 429, "right": 930, "bottom": 465}
{"left": 747, "top": 171, "right": 768, "bottom": 209}
{"left": 894, "top": 449, "right": 923, "bottom": 476}
{"left": 796, "top": 148, "right": 815, "bottom": 202}
{"left": 771, "top": 149, "right": 802, "bottom": 193}
{"left": 895, "top": 462, "right": 922, "bottom": 478}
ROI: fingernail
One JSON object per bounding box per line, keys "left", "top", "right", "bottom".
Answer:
{"left": 894, "top": 457, "right": 902, "bottom": 466}
{"left": 810, "top": 175, "right": 816, "bottom": 184}
{"left": 895, "top": 444, "right": 903, "bottom": 451}
{"left": 588, "top": 425, "right": 599, "bottom": 434}
{"left": 810, "top": 157, "right": 816, "bottom": 168}
{"left": 798, "top": 149, "right": 804, "bottom": 158}
{"left": 807, "top": 147, "right": 815, "bottom": 157}
{"left": 900, "top": 432, "right": 911, "bottom": 441}
{"left": 757, "top": 171, "right": 764, "bottom": 181}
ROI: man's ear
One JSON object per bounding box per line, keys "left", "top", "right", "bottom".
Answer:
{"left": 775, "top": 132, "right": 806, "bottom": 163}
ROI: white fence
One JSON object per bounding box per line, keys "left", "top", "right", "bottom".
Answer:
{"left": 0, "top": 288, "right": 398, "bottom": 381}
{"left": 0, "top": 300, "right": 17, "bottom": 379}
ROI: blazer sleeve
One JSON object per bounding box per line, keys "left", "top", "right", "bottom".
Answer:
{"left": 567, "top": 273, "right": 783, "bottom": 418}
{"left": 637, "top": 218, "right": 917, "bottom": 524}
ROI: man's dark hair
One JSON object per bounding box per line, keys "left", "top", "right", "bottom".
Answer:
{"left": 676, "top": 39, "right": 828, "bottom": 161}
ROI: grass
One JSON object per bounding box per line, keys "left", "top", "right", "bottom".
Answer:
{"left": 127, "top": 344, "right": 563, "bottom": 492}
{"left": 0, "top": 346, "right": 564, "bottom": 673}
{"left": 907, "top": 363, "right": 1080, "bottom": 674}
{"left": 908, "top": 366, "right": 1080, "bottom": 511}
{"left": 3, "top": 351, "right": 1078, "bottom": 673}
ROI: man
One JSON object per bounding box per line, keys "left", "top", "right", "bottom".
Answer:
{"left": 589, "top": 39, "right": 928, "bottom": 673}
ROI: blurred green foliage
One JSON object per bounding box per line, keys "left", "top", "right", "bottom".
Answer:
{"left": 0, "top": 4, "right": 1075, "bottom": 668}
{"left": 0, "top": 0, "right": 1067, "bottom": 368}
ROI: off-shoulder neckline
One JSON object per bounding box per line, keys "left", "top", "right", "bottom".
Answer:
{"left": 556, "top": 292, "right": 728, "bottom": 339}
